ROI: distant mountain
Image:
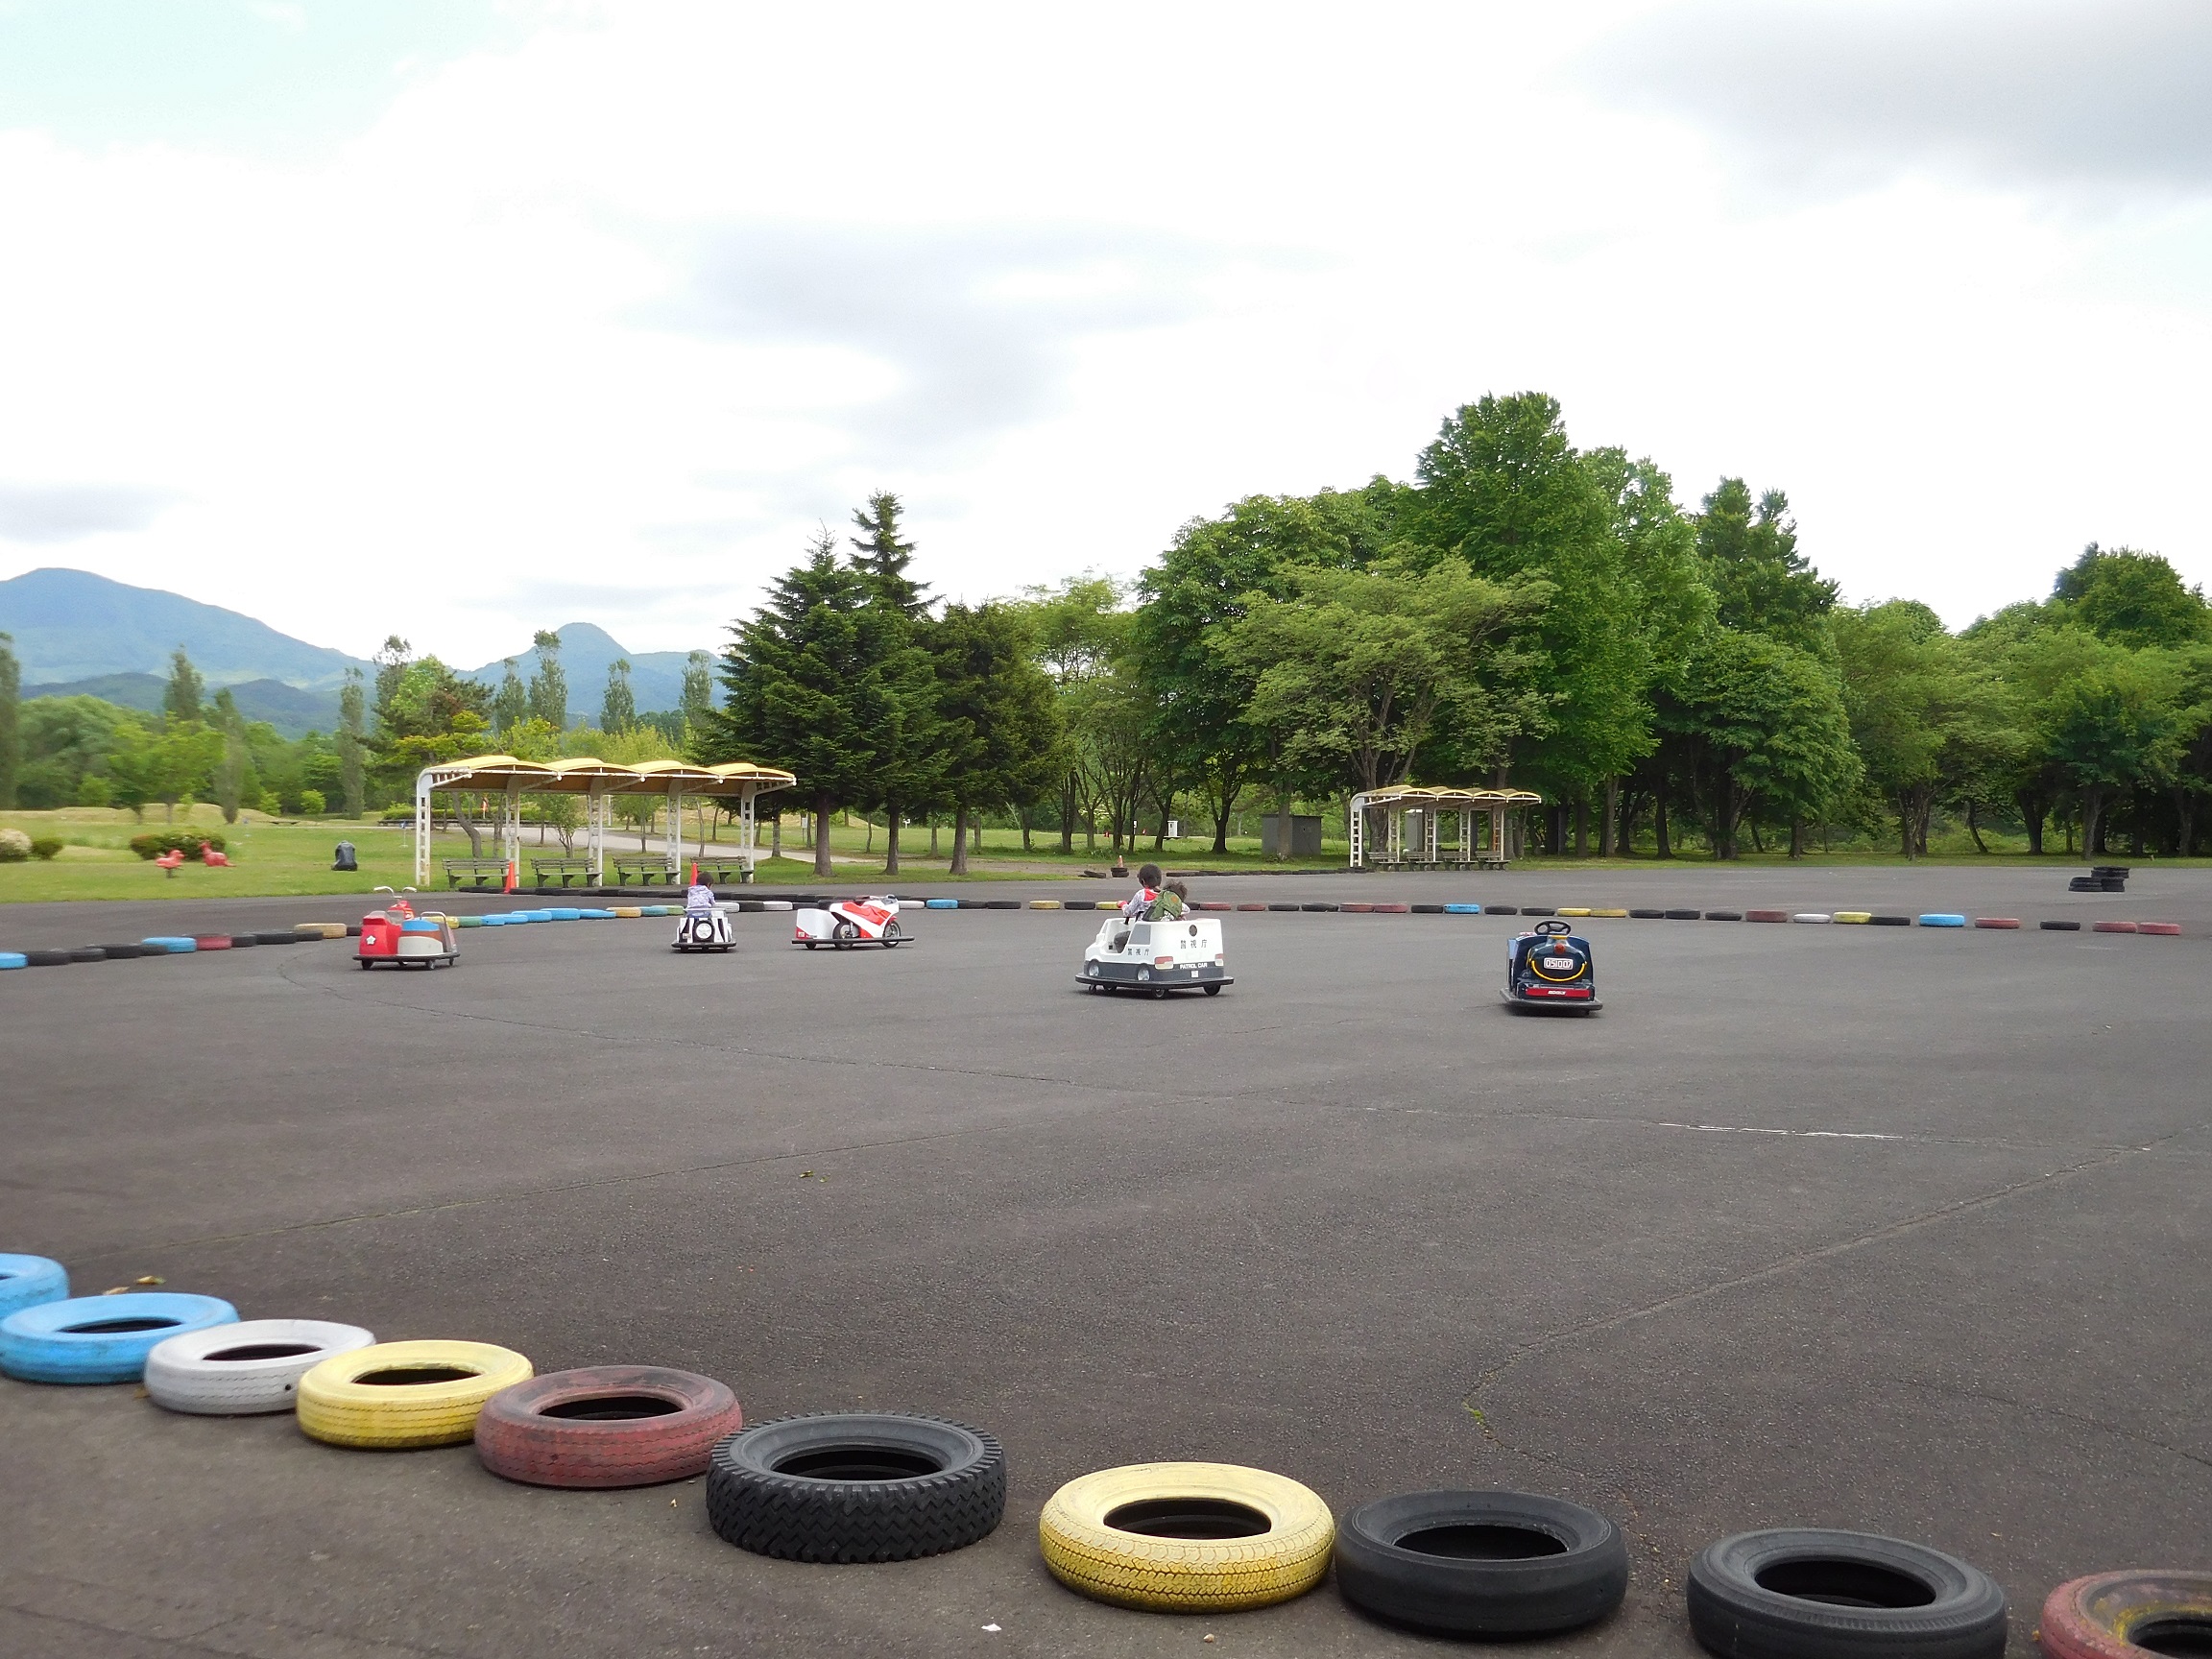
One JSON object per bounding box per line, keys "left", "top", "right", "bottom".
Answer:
{"left": 0, "top": 566, "right": 367, "bottom": 686}
{"left": 21, "top": 672, "right": 342, "bottom": 738}
{"left": 459, "top": 622, "right": 705, "bottom": 721}
{"left": 0, "top": 565, "right": 709, "bottom": 731}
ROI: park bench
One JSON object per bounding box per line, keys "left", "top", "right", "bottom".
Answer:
{"left": 693, "top": 858, "right": 753, "bottom": 885}
{"left": 444, "top": 858, "right": 511, "bottom": 888}
{"left": 532, "top": 857, "right": 593, "bottom": 887}
{"left": 613, "top": 859, "right": 675, "bottom": 885}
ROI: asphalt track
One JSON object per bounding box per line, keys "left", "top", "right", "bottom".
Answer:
{"left": 3, "top": 867, "right": 2207, "bottom": 1658}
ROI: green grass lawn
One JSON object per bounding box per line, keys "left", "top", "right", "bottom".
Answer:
{"left": 1, "top": 805, "right": 2185, "bottom": 904}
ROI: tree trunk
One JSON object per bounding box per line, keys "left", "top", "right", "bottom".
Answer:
{"left": 2176, "top": 787, "right": 2195, "bottom": 858}
{"left": 2017, "top": 792, "right": 2045, "bottom": 855}
{"left": 883, "top": 803, "right": 901, "bottom": 875}
{"left": 1275, "top": 775, "right": 1294, "bottom": 861}
{"left": 812, "top": 790, "right": 834, "bottom": 878}
{"left": 1900, "top": 793, "right": 1915, "bottom": 858}
{"left": 1212, "top": 799, "right": 1232, "bottom": 855}
{"left": 771, "top": 815, "right": 781, "bottom": 860}
{"left": 950, "top": 803, "right": 969, "bottom": 876}
{"left": 929, "top": 820, "right": 939, "bottom": 856}
{"left": 1574, "top": 798, "right": 1588, "bottom": 856}
{"left": 1789, "top": 818, "right": 1804, "bottom": 858}
{"left": 1654, "top": 791, "right": 1671, "bottom": 859}
{"left": 1965, "top": 801, "right": 1988, "bottom": 854}
{"left": 1599, "top": 779, "right": 1619, "bottom": 857}
{"left": 2081, "top": 786, "right": 2104, "bottom": 858}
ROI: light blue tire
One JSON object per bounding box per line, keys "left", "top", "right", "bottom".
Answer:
{"left": 1, "top": 1292, "right": 239, "bottom": 1383}
{"left": 0, "top": 1255, "right": 68, "bottom": 1317}
{"left": 549, "top": 907, "right": 581, "bottom": 921}
{"left": 1918, "top": 914, "right": 1967, "bottom": 927}
{"left": 142, "top": 937, "right": 197, "bottom": 952}
{"left": 581, "top": 909, "right": 616, "bottom": 920}
{"left": 1444, "top": 903, "right": 1483, "bottom": 913}
{"left": 0, "top": 952, "right": 25, "bottom": 970}
{"left": 926, "top": 898, "right": 958, "bottom": 909}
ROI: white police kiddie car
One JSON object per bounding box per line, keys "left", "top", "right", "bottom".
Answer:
{"left": 1078, "top": 911, "right": 1232, "bottom": 997}
{"left": 672, "top": 884, "right": 735, "bottom": 952}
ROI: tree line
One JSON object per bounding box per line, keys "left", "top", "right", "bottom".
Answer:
{"left": 699, "top": 392, "right": 2212, "bottom": 871}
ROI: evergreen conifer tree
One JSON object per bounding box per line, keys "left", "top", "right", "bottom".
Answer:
{"left": 164, "top": 647, "right": 204, "bottom": 725}
{"left": 0, "top": 631, "right": 18, "bottom": 810}
{"left": 527, "top": 631, "right": 567, "bottom": 729}
{"left": 494, "top": 660, "right": 528, "bottom": 735}
{"left": 338, "top": 669, "right": 367, "bottom": 816}
{"left": 600, "top": 659, "right": 636, "bottom": 733}
{"left": 850, "top": 491, "right": 929, "bottom": 617}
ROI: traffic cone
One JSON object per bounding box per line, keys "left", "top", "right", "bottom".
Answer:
{"left": 691, "top": 860, "right": 700, "bottom": 885}
{"left": 503, "top": 859, "right": 517, "bottom": 893}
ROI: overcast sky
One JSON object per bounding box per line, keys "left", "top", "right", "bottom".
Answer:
{"left": 1, "top": 0, "right": 2206, "bottom": 661}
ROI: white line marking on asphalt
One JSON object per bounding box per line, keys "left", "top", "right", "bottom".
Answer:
{"left": 1657, "top": 1122, "right": 1905, "bottom": 1141}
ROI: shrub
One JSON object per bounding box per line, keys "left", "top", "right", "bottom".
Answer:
{"left": 0, "top": 829, "right": 31, "bottom": 862}
{"left": 129, "top": 830, "right": 227, "bottom": 860}
{"left": 300, "top": 789, "right": 326, "bottom": 816}
{"left": 30, "top": 837, "right": 63, "bottom": 861}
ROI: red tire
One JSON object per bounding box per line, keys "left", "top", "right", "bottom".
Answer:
{"left": 192, "top": 935, "right": 233, "bottom": 950}
{"left": 474, "top": 1366, "right": 742, "bottom": 1488}
{"left": 1237, "top": 902, "right": 1267, "bottom": 912}
{"left": 1340, "top": 902, "right": 1374, "bottom": 913}
{"left": 1373, "top": 902, "right": 1410, "bottom": 913}
{"left": 1974, "top": 918, "right": 2021, "bottom": 929}
{"left": 2038, "top": 1570, "right": 2212, "bottom": 1658}
{"left": 2093, "top": 921, "right": 2138, "bottom": 934}
{"left": 1744, "top": 909, "right": 1790, "bottom": 923}
{"left": 2138, "top": 922, "right": 2181, "bottom": 936}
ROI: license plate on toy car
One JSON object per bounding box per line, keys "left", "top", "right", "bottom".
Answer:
{"left": 1542, "top": 956, "right": 1576, "bottom": 971}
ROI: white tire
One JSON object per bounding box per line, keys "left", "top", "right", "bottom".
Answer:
{"left": 145, "top": 1319, "right": 376, "bottom": 1415}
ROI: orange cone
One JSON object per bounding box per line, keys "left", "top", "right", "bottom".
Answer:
{"left": 503, "top": 859, "right": 517, "bottom": 893}
{"left": 691, "top": 861, "right": 700, "bottom": 885}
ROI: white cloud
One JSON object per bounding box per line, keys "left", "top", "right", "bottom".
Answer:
{"left": 0, "top": 0, "right": 2205, "bottom": 663}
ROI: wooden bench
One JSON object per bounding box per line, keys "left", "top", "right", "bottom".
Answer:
{"left": 693, "top": 859, "right": 752, "bottom": 885}
{"left": 532, "top": 858, "right": 593, "bottom": 887}
{"left": 613, "top": 859, "right": 675, "bottom": 885}
{"left": 444, "top": 858, "right": 511, "bottom": 888}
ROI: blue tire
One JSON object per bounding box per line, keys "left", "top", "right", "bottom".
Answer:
{"left": 142, "top": 936, "right": 198, "bottom": 952}
{"left": 0, "top": 1255, "right": 68, "bottom": 1318}
{"left": 1918, "top": 913, "right": 1967, "bottom": 927}
{"left": 0, "top": 952, "right": 25, "bottom": 970}
{"left": 1444, "top": 903, "right": 1483, "bottom": 913}
{"left": 1, "top": 1292, "right": 238, "bottom": 1383}
{"left": 926, "top": 899, "right": 958, "bottom": 909}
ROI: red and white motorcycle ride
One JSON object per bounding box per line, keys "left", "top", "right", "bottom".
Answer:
{"left": 792, "top": 896, "right": 909, "bottom": 950}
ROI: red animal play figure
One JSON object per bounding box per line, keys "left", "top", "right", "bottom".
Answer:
{"left": 155, "top": 849, "right": 185, "bottom": 876}
{"left": 199, "top": 843, "right": 229, "bottom": 867}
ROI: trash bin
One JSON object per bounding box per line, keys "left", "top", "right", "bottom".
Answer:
{"left": 332, "top": 841, "right": 358, "bottom": 872}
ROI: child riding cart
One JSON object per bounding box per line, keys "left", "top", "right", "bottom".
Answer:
{"left": 673, "top": 884, "right": 734, "bottom": 952}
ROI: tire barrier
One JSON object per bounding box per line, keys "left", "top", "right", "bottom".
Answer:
{"left": 1304, "top": 902, "right": 1341, "bottom": 912}
{"left": 24, "top": 950, "right": 71, "bottom": 967}
{"left": 297, "top": 1340, "right": 533, "bottom": 1450}
{"left": 2042, "top": 920, "right": 2082, "bottom": 930}
{"left": 1487, "top": 904, "right": 1518, "bottom": 915}
{"left": 1746, "top": 910, "right": 1790, "bottom": 924}
{"left": 2093, "top": 920, "right": 2137, "bottom": 934}
{"left": 1558, "top": 907, "right": 1592, "bottom": 917}
{"left": 1039, "top": 1460, "right": 1334, "bottom": 1613}
{"left": 192, "top": 935, "right": 232, "bottom": 950}
{"left": 227, "top": 934, "right": 258, "bottom": 948}
{"left": 1028, "top": 900, "right": 1063, "bottom": 910}
{"left": 2037, "top": 1569, "right": 2212, "bottom": 1659}
{"left": 296, "top": 923, "right": 347, "bottom": 938}
{"left": 1973, "top": 918, "right": 2020, "bottom": 929}
{"left": 143, "top": 936, "right": 197, "bottom": 952}
{"left": 1629, "top": 908, "right": 1666, "bottom": 919}
{"left": 1870, "top": 915, "right": 1912, "bottom": 926}
{"left": 66, "top": 947, "right": 106, "bottom": 962}
{"left": 1834, "top": 912, "right": 1872, "bottom": 925}
{"left": 1664, "top": 909, "right": 1701, "bottom": 920}
{"left": 1334, "top": 1488, "right": 1628, "bottom": 1638}
{"left": 1410, "top": 903, "right": 1444, "bottom": 914}
{"left": 1919, "top": 913, "right": 1967, "bottom": 927}
{"left": 1591, "top": 907, "right": 1628, "bottom": 918}
{"left": 1339, "top": 902, "right": 1372, "bottom": 913}
{"left": 926, "top": 898, "right": 958, "bottom": 908}
{"left": 475, "top": 1366, "right": 743, "bottom": 1489}
{"left": 254, "top": 931, "right": 305, "bottom": 945}
{"left": 1791, "top": 913, "right": 1831, "bottom": 924}
{"left": 100, "top": 942, "right": 152, "bottom": 957}
{"left": 1268, "top": 902, "right": 1300, "bottom": 912}
{"left": 1197, "top": 902, "right": 1233, "bottom": 911}
{"left": 1, "top": 953, "right": 28, "bottom": 970}
{"left": 1520, "top": 906, "right": 1553, "bottom": 916}
{"left": 0, "top": 1293, "right": 239, "bottom": 1383}
{"left": 1686, "top": 1528, "right": 2006, "bottom": 1659}
{"left": 2140, "top": 921, "right": 2181, "bottom": 935}
{"left": 707, "top": 1411, "right": 1005, "bottom": 1562}
{"left": 1374, "top": 902, "right": 1410, "bottom": 913}
{"left": 1238, "top": 902, "right": 1268, "bottom": 912}
{"left": 0, "top": 1254, "right": 67, "bottom": 1318}
{"left": 146, "top": 1320, "right": 375, "bottom": 1415}
{"left": 1445, "top": 902, "right": 1483, "bottom": 913}
{"left": 1704, "top": 911, "right": 1743, "bottom": 922}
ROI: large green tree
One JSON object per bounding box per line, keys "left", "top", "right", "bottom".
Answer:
{"left": 2052, "top": 544, "right": 2209, "bottom": 649}
{"left": 163, "top": 647, "right": 204, "bottom": 725}
{"left": 0, "top": 630, "right": 18, "bottom": 810}
{"left": 527, "top": 630, "right": 567, "bottom": 729}
{"left": 927, "top": 601, "right": 1061, "bottom": 874}
{"left": 1668, "top": 630, "right": 1859, "bottom": 858}
{"left": 1835, "top": 601, "right": 2010, "bottom": 856}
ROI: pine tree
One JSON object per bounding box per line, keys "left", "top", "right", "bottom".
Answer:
{"left": 164, "top": 647, "right": 204, "bottom": 725}
{"left": 680, "top": 651, "right": 713, "bottom": 732}
{"left": 851, "top": 491, "right": 929, "bottom": 618}
{"left": 338, "top": 669, "right": 367, "bottom": 816}
{"left": 212, "top": 687, "right": 248, "bottom": 823}
{"left": 494, "top": 660, "right": 528, "bottom": 736}
{"left": 600, "top": 659, "right": 636, "bottom": 733}
{"left": 527, "top": 630, "right": 567, "bottom": 729}
{"left": 929, "top": 602, "right": 1061, "bottom": 874}
{"left": 0, "top": 631, "right": 18, "bottom": 810}
{"left": 697, "top": 529, "right": 881, "bottom": 879}
{"left": 372, "top": 637, "right": 411, "bottom": 737}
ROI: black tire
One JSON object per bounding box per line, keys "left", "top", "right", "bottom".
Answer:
{"left": 1686, "top": 1528, "right": 2006, "bottom": 1659}
{"left": 881, "top": 920, "right": 904, "bottom": 947}
{"left": 984, "top": 900, "right": 1022, "bottom": 910}
{"left": 1303, "top": 902, "right": 1339, "bottom": 912}
{"left": 98, "top": 943, "right": 148, "bottom": 959}
{"left": 2040, "top": 920, "right": 2082, "bottom": 930}
{"left": 228, "top": 934, "right": 258, "bottom": 949}
{"left": 1335, "top": 1489, "right": 1627, "bottom": 1637}
{"left": 358, "top": 959, "right": 373, "bottom": 970}
{"left": 831, "top": 920, "right": 859, "bottom": 950}
{"left": 253, "top": 931, "right": 301, "bottom": 945}
{"left": 706, "top": 1411, "right": 1004, "bottom": 1562}
{"left": 25, "top": 950, "right": 71, "bottom": 967}
{"left": 1628, "top": 908, "right": 1666, "bottom": 920}
{"left": 1704, "top": 911, "right": 1743, "bottom": 922}
{"left": 67, "top": 948, "right": 107, "bottom": 963}
{"left": 1269, "top": 902, "right": 1299, "bottom": 912}
{"left": 1486, "top": 905, "right": 1518, "bottom": 916}
{"left": 1664, "top": 909, "right": 1701, "bottom": 920}
{"left": 1203, "top": 983, "right": 1222, "bottom": 995}
{"left": 1521, "top": 906, "right": 1556, "bottom": 917}
{"left": 1869, "top": 915, "right": 1912, "bottom": 926}
{"left": 1412, "top": 903, "right": 1445, "bottom": 914}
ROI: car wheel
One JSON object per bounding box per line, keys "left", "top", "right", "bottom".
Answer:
{"left": 1203, "top": 983, "right": 1222, "bottom": 996}
{"left": 1152, "top": 988, "right": 1168, "bottom": 999}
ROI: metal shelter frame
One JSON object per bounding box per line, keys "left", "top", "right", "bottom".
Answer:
{"left": 413, "top": 755, "right": 796, "bottom": 888}
{"left": 1345, "top": 783, "right": 1543, "bottom": 870}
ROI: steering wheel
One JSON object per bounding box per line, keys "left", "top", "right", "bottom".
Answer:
{"left": 1534, "top": 919, "right": 1573, "bottom": 935}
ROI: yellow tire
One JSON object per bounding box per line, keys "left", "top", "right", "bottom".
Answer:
{"left": 297, "top": 1340, "right": 531, "bottom": 1450}
{"left": 1833, "top": 910, "right": 1872, "bottom": 925}
{"left": 296, "top": 923, "right": 347, "bottom": 939}
{"left": 1029, "top": 899, "right": 1063, "bottom": 910}
{"left": 1557, "top": 907, "right": 1592, "bottom": 917}
{"left": 1590, "top": 908, "right": 1629, "bottom": 919}
{"left": 1039, "top": 1461, "right": 1334, "bottom": 1613}
{"left": 613, "top": 906, "right": 642, "bottom": 919}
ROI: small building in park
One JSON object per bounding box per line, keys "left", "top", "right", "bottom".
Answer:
{"left": 1346, "top": 783, "right": 1543, "bottom": 870}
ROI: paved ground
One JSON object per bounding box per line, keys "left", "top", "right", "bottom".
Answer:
{"left": 3, "top": 867, "right": 2206, "bottom": 1657}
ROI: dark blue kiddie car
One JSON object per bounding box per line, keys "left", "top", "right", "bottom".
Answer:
{"left": 1503, "top": 919, "right": 1600, "bottom": 1013}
